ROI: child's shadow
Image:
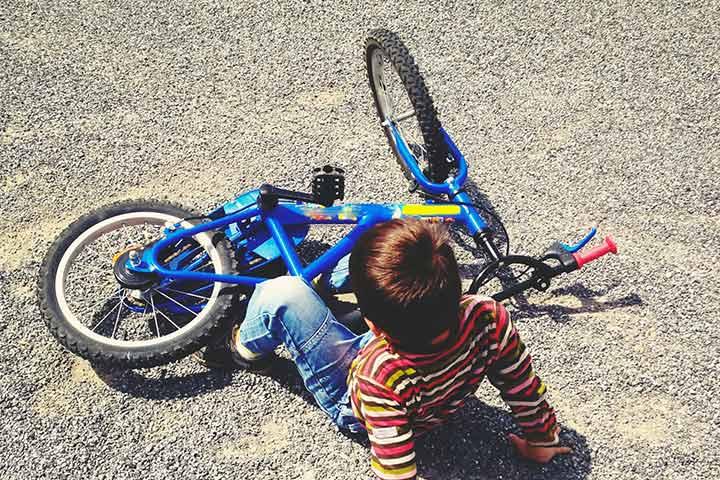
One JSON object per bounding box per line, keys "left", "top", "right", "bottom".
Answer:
{"left": 270, "top": 358, "right": 592, "bottom": 480}
{"left": 413, "top": 398, "right": 591, "bottom": 480}
{"left": 97, "top": 356, "right": 591, "bottom": 479}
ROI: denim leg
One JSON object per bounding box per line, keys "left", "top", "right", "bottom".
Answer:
{"left": 238, "top": 276, "right": 373, "bottom": 430}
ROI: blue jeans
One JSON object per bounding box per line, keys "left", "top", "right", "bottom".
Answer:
{"left": 238, "top": 274, "right": 374, "bottom": 432}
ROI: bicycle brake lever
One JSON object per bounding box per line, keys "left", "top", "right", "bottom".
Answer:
{"left": 544, "top": 231, "right": 618, "bottom": 275}
{"left": 560, "top": 227, "right": 597, "bottom": 253}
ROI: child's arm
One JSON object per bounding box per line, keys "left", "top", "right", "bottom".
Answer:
{"left": 480, "top": 300, "right": 571, "bottom": 462}
{"left": 355, "top": 378, "right": 417, "bottom": 480}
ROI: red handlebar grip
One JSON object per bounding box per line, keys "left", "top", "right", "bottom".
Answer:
{"left": 572, "top": 235, "right": 618, "bottom": 269}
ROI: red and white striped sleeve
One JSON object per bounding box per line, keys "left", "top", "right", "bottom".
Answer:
{"left": 355, "top": 377, "right": 417, "bottom": 480}
{"left": 471, "top": 298, "right": 560, "bottom": 446}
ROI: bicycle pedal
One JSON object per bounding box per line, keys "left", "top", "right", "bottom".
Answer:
{"left": 312, "top": 165, "right": 345, "bottom": 207}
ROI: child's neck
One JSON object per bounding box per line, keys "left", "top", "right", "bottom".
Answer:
{"left": 387, "top": 328, "right": 453, "bottom": 355}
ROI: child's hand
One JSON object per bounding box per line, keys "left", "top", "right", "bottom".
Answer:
{"left": 507, "top": 433, "right": 572, "bottom": 463}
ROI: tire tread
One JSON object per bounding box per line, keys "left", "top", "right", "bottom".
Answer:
{"left": 365, "top": 29, "right": 450, "bottom": 183}
{"left": 37, "top": 199, "right": 238, "bottom": 369}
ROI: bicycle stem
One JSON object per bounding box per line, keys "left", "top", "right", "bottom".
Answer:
{"left": 473, "top": 230, "right": 502, "bottom": 262}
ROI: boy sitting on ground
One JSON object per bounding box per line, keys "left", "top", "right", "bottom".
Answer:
{"left": 200, "top": 218, "right": 570, "bottom": 479}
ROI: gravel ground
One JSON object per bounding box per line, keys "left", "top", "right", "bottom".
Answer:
{"left": 1, "top": 1, "right": 719, "bottom": 479}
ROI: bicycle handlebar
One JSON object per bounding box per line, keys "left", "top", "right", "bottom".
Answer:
{"left": 572, "top": 235, "right": 617, "bottom": 269}
{"left": 472, "top": 234, "right": 619, "bottom": 301}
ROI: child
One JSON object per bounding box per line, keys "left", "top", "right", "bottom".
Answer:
{"left": 200, "top": 218, "right": 570, "bottom": 479}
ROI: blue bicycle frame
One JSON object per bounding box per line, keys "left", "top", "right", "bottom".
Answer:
{"left": 131, "top": 126, "right": 493, "bottom": 288}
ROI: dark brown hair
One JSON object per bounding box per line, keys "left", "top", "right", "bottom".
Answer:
{"left": 349, "top": 218, "right": 461, "bottom": 352}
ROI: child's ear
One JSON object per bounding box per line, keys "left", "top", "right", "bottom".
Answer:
{"left": 364, "top": 318, "right": 383, "bottom": 337}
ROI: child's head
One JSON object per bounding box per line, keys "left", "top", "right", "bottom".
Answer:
{"left": 349, "top": 218, "right": 461, "bottom": 352}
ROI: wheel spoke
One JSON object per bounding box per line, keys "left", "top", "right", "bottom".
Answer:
{"left": 111, "top": 297, "right": 124, "bottom": 339}
{"left": 182, "top": 250, "right": 209, "bottom": 271}
{"left": 155, "top": 307, "right": 182, "bottom": 331}
{"left": 153, "top": 289, "right": 199, "bottom": 317}
{"left": 84, "top": 288, "right": 123, "bottom": 313}
{"left": 91, "top": 300, "right": 122, "bottom": 331}
{"left": 121, "top": 223, "right": 133, "bottom": 246}
{"left": 162, "top": 287, "right": 211, "bottom": 301}
{"left": 191, "top": 261, "right": 213, "bottom": 272}
{"left": 393, "top": 109, "right": 415, "bottom": 123}
{"left": 149, "top": 294, "right": 161, "bottom": 338}
{"left": 194, "top": 283, "right": 214, "bottom": 293}
{"left": 82, "top": 244, "right": 103, "bottom": 262}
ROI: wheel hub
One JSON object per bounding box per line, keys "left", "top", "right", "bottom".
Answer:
{"left": 113, "top": 249, "right": 158, "bottom": 289}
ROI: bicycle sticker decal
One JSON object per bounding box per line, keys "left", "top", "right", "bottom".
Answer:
{"left": 401, "top": 204, "right": 461, "bottom": 216}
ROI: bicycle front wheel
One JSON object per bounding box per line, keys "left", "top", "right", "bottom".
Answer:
{"left": 365, "top": 29, "right": 451, "bottom": 183}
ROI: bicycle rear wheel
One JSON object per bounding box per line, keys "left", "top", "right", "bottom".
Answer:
{"left": 37, "top": 199, "right": 238, "bottom": 369}
{"left": 365, "top": 29, "right": 451, "bottom": 183}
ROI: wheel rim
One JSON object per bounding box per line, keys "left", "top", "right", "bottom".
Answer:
{"left": 370, "top": 47, "right": 428, "bottom": 162}
{"left": 54, "top": 211, "right": 226, "bottom": 349}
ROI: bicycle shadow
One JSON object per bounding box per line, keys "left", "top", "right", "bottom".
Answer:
{"left": 91, "top": 364, "right": 236, "bottom": 400}
{"left": 510, "top": 283, "right": 643, "bottom": 323}
{"left": 455, "top": 275, "right": 644, "bottom": 323}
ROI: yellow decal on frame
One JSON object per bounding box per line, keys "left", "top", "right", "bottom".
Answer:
{"left": 401, "top": 204, "right": 461, "bottom": 216}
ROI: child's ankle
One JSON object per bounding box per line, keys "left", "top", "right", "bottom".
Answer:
{"left": 231, "top": 327, "right": 265, "bottom": 362}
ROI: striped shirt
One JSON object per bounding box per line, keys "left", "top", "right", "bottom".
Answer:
{"left": 347, "top": 295, "right": 558, "bottom": 480}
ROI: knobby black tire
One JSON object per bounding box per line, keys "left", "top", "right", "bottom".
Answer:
{"left": 37, "top": 199, "right": 238, "bottom": 369}
{"left": 365, "top": 29, "right": 450, "bottom": 183}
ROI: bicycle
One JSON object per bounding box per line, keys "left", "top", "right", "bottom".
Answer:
{"left": 37, "top": 29, "right": 617, "bottom": 369}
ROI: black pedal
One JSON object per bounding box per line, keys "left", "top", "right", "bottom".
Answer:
{"left": 312, "top": 165, "right": 345, "bottom": 207}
